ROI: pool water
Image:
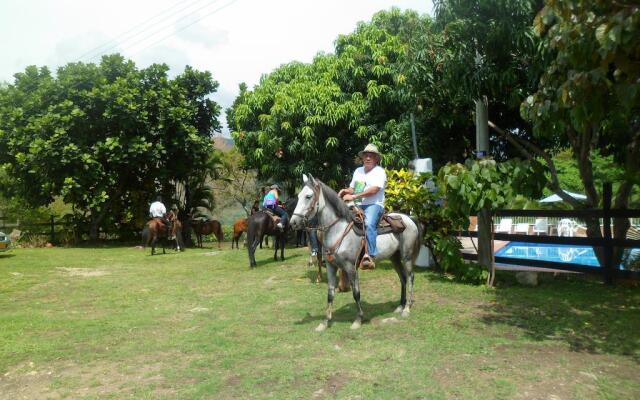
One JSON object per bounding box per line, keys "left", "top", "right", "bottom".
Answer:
{"left": 495, "top": 242, "right": 601, "bottom": 267}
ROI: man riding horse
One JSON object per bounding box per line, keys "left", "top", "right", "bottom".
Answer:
{"left": 149, "top": 195, "right": 173, "bottom": 239}
{"left": 337, "top": 143, "right": 387, "bottom": 269}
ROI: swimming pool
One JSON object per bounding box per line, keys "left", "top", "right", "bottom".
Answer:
{"left": 495, "top": 242, "right": 601, "bottom": 267}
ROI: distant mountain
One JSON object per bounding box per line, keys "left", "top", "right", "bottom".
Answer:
{"left": 213, "top": 136, "right": 234, "bottom": 152}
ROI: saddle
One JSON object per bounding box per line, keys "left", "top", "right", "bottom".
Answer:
{"left": 349, "top": 207, "right": 406, "bottom": 236}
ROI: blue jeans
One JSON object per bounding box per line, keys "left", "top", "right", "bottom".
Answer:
{"left": 308, "top": 216, "right": 319, "bottom": 253}
{"left": 359, "top": 204, "right": 384, "bottom": 257}
{"left": 268, "top": 206, "right": 288, "bottom": 226}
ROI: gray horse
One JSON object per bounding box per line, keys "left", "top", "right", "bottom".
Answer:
{"left": 290, "top": 174, "right": 421, "bottom": 331}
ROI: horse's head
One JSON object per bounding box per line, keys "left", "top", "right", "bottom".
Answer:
{"left": 290, "top": 174, "right": 321, "bottom": 230}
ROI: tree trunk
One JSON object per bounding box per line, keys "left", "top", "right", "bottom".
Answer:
{"left": 89, "top": 208, "right": 107, "bottom": 242}
{"left": 477, "top": 207, "right": 493, "bottom": 268}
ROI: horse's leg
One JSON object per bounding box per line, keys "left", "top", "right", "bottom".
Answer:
{"left": 248, "top": 230, "right": 260, "bottom": 268}
{"left": 316, "top": 255, "right": 323, "bottom": 284}
{"left": 345, "top": 266, "right": 364, "bottom": 330}
{"left": 279, "top": 233, "right": 285, "bottom": 261}
{"left": 150, "top": 235, "right": 157, "bottom": 255}
{"left": 391, "top": 252, "right": 412, "bottom": 317}
{"left": 316, "top": 263, "right": 337, "bottom": 332}
{"left": 273, "top": 235, "right": 278, "bottom": 261}
{"left": 217, "top": 231, "right": 222, "bottom": 250}
{"left": 338, "top": 269, "right": 350, "bottom": 292}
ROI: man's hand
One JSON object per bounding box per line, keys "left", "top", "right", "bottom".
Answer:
{"left": 342, "top": 194, "right": 356, "bottom": 202}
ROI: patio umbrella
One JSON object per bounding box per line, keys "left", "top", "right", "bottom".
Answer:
{"left": 538, "top": 190, "right": 587, "bottom": 203}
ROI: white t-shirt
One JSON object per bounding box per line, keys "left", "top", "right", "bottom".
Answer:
{"left": 149, "top": 201, "right": 166, "bottom": 218}
{"left": 349, "top": 165, "right": 386, "bottom": 206}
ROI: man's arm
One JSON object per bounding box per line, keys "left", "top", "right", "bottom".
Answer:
{"left": 338, "top": 187, "right": 354, "bottom": 198}
{"left": 342, "top": 186, "right": 380, "bottom": 202}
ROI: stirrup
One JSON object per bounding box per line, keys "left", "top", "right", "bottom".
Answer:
{"left": 360, "top": 254, "right": 375, "bottom": 270}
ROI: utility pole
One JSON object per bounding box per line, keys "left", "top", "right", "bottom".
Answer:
{"left": 475, "top": 96, "right": 493, "bottom": 272}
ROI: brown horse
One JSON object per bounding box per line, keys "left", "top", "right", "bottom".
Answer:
{"left": 233, "top": 217, "right": 270, "bottom": 249}
{"left": 142, "top": 211, "right": 184, "bottom": 255}
{"left": 232, "top": 218, "right": 248, "bottom": 249}
{"left": 191, "top": 219, "right": 224, "bottom": 249}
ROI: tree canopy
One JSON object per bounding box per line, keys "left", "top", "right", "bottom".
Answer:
{"left": 0, "top": 54, "right": 221, "bottom": 239}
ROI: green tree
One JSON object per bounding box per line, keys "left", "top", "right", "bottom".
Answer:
{"left": 229, "top": 9, "right": 426, "bottom": 189}
{"left": 0, "top": 55, "right": 221, "bottom": 240}
{"left": 425, "top": 0, "right": 546, "bottom": 161}
{"left": 520, "top": 0, "right": 640, "bottom": 265}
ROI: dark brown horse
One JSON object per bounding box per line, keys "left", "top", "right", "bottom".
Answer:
{"left": 191, "top": 219, "right": 223, "bottom": 249}
{"left": 142, "top": 211, "right": 184, "bottom": 255}
{"left": 246, "top": 198, "right": 297, "bottom": 268}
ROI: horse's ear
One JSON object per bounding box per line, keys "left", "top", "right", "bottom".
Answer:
{"left": 308, "top": 174, "right": 316, "bottom": 185}
{"left": 302, "top": 174, "right": 308, "bottom": 184}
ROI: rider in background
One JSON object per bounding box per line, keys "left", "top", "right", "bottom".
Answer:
{"left": 263, "top": 184, "right": 288, "bottom": 230}
{"left": 149, "top": 195, "right": 172, "bottom": 239}
{"left": 338, "top": 143, "right": 387, "bottom": 269}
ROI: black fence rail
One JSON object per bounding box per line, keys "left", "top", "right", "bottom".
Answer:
{"left": 0, "top": 216, "right": 74, "bottom": 244}
{"left": 460, "top": 183, "right": 640, "bottom": 284}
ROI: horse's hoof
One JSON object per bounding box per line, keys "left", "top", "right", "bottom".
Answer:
{"left": 315, "top": 322, "right": 327, "bottom": 332}
{"left": 394, "top": 305, "right": 403, "bottom": 314}
{"left": 401, "top": 308, "right": 411, "bottom": 318}
{"left": 350, "top": 320, "right": 362, "bottom": 330}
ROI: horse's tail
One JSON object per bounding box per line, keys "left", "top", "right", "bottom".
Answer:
{"left": 141, "top": 225, "right": 151, "bottom": 247}
{"left": 175, "top": 228, "right": 185, "bottom": 251}
{"left": 214, "top": 220, "right": 224, "bottom": 242}
{"left": 410, "top": 216, "right": 423, "bottom": 263}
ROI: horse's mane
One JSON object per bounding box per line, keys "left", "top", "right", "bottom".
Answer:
{"left": 314, "top": 179, "right": 352, "bottom": 220}
{"left": 283, "top": 197, "right": 298, "bottom": 214}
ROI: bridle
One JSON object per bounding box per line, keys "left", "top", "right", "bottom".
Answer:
{"left": 292, "top": 181, "right": 356, "bottom": 262}
{"left": 292, "top": 182, "right": 320, "bottom": 225}
{"left": 292, "top": 182, "right": 342, "bottom": 232}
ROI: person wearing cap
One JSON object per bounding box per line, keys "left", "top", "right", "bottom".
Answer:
{"left": 263, "top": 184, "right": 288, "bottom": 230}
{"left": 338, "top": 143, "right": 387, "bottom": 269}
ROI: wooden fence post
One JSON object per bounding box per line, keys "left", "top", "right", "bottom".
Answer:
{"left": 602, "top": 182, "right": 613, "bottom": 284}
{"left": 50, "top": 215, "right": 55, "bottom": 244}
{"left": 477, "top": 207, "right": 494, "bottom": 285}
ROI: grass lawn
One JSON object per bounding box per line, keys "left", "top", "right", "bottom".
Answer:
{"left": 1, "top": 243, "right": 639, "bottom": 399}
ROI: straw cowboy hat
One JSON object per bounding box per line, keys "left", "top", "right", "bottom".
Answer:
{"left": 358, "top": 143, "right": 381, "bottom": 158}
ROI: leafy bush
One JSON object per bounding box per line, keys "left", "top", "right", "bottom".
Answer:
{"left": 386, "top": 168, "right": 484, "bottom": 283}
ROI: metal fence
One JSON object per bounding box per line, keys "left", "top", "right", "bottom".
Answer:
{"left": 462, "top": 184, "right": 640, "bottom": 285}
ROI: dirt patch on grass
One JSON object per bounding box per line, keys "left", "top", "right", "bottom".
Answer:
{"left": 57, "top": 267, "right": 109, "bottom": 277}
{"left": 0, "top": 352, "right": 192, "bottom": 398}
{"left": 312, "top": 373, "right": 350, "bottom": 399}
{"left": 432, "top": 343, "right": 640, "bottom": 400}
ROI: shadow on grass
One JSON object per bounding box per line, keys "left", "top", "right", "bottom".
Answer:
{"left": 245, "top": 250, "right": 304, "bottom": 269}
{"left": 0, "top": 253, "right": 16, "bottom": 259}
{"left": 295, "top": 300, "right": 400, "bottom": 326}
{"left": 482, "top": 276, "right": 640, "bottom": 359}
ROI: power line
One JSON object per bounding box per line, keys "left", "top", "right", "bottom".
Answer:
{"left": 81, "top": 0, "right": 228, "bottom": 63}
{"left": 76, "top": 0, "right": 208, "bottom": 62}
{"left": 129, "top": 0, "right": 241, "bottom": 59}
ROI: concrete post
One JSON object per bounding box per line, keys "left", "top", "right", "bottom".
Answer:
{"left": 475, "top": 96, "right": 493, "bottom": 273}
